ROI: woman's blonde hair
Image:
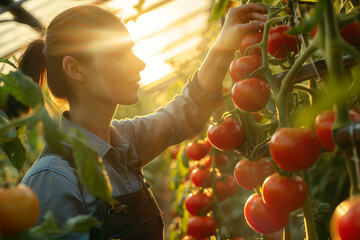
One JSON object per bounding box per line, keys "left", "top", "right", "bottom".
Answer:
{"left": 18, "top": 5, "right": 127, "bottom": 103}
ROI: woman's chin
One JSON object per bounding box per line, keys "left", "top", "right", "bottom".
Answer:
{"left": 119, "top": 94, "right": 140, "bottom": 105}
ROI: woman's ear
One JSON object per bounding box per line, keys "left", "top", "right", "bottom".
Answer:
{"left": 62, "top": 56, "right": 85, "bottom": 82}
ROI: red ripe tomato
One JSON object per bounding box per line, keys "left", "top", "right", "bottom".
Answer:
{"left": 234, "top": 158, "right": 275, "bottom": 190}
{"left": 185, "top": 193, "right": 213, "bottom": 216}
{"left": 262, "top": 173, "right": 308, "bottom": 212}
{"left": 187, "top": 216, "right": 216, "bottom": 239}
{"left": 269, "top": 127, "right": 322, "bottom": 171}
{"left": 229, "top": 55, "right": 262, "bottom": 82}
{"left": 267, "top": 25, "right": 300, "bottom": 59}
{"left": 231, "top": 78, "right": 270, "bottom": 112}
{"left": 203, "top": 154, "right": 227, "bottom": 169}
{"left": 171, "top": 145, "right": 181, "bottom": 159}
{"left": 186, "top": 142, "right": 209, "bottom": 161}
{"left": 340, "top": 21, "right": 360, "bottom": 46}
{"left": 207, "top": 117, "right": 244, "bottom": 151}
{"left": 190, "top": 168, "right": 212, "bottom": 188}
{"left": 310, "top": 25, "right": 318, "bottom": 39}
{"left": 330, "top": 196, "right": 360, "bottom": 240}
{"left": 214, "top": 174, "right": 238, "bottom": 201}
{"left": 240, "top": 32, "right": 263, "bottom": 56}
{"left": 0, "top": 185, "right": 40, "bottom": 236}
{"left": 244, "top": 193, "right": 290, "bottom": 234}
{"left": 315, "top": 110, "right": 360, "bottom": 152}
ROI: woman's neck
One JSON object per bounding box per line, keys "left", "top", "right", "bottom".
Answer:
{"left": 68, "top": 102, "right": 116, "bottom": 144}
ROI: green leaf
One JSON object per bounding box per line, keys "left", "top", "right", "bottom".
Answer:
{"left": 63, "top": 215, "right": 100, "bottom": 233}
{"left": 0, "top": 137, "right": 26, "bottom": 171}
{"left": 0, "top": 109, "right": 16, "bottom": 143}
{"left": 67, "top": 128, "right": 115, "bottom": 204}
{"left": 0, "top": 70, "right": 43, "bottom": 108}
{"left": 30, "top": 212, "right": 59, "bottom": 235}
{"left": 287, "top": 1, "right": 326, "bottom": 35}
{"left": 0, "top": 87, "right": 8, "bottom": 107}
{"left": 209, "top": 0, "right": 229, "bottom": 22}
{"left": 0, "top": 57, "right": 17, "bottom": 69}
{"left": 41, "top": 113, "right": 65, "bottom": 154}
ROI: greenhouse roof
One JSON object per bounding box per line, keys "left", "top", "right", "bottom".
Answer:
{"left": 0, "top": 0, "right": 213, "bottom": 90}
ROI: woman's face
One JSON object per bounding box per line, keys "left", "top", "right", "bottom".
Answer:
{"left": 78, "top": 29, "right": 146, "bottom": 106}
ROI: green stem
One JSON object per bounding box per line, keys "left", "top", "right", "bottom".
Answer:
{"left": 237, "top": 111, "right": 262, "bottom": 148}
{"left": 276, "top": 40, "right": 318, "bottom": 128}
{"left": 301, "top": 170, "right": 318, "bottom": 240}
{"left": 262, "top": 233, "right": 268, "bottom": 240}
{"left": 284, "top": 222, "right": 292, "bottom": 240}
{"left": 344, "top": 150, "right": 360, "bottom": 196}
{"left": 293, "top": 84, "right": 316, "bottom": 97}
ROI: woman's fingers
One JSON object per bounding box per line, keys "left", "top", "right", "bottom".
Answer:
{"left": 237, "top": 21, "right": 266, "bottom": 35}
{"left": 228, "top": 3, "right": 268, "bottom": 23}
{"left": 245, "top": 12, "right": 268, "bottom": 22}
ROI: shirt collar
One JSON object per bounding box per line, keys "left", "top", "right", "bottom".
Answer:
{"left": 60, "top": 111, "right": 127, "bottom": 159}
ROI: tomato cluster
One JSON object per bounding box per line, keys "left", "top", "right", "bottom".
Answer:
{"left": 181, "top": 134, "right": 241, "bottom": 239}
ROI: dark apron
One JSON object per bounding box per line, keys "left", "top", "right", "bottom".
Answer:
{"left": 39, "top": 145, "right": 164, "bottom": 240}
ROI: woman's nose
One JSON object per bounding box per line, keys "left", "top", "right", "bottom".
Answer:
{"left": 131, "top": 55, "right": 146, "bottom": 72}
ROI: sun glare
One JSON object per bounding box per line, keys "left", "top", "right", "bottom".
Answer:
{"left": 107, "top": 0, "right": 211, "bottom": 87}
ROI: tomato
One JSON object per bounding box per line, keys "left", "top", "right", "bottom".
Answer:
{"left": 310, "top": 25, "right": 318, "bottom": 39}
{"left": 234, "top": 158, "right": 275, "bottom": 190}
{"left": 190, "top": 168, "right": 212, "bottom": 188}
{"left": 229, "top": 55, "right": 262, "bottom": 82}
{"left": 214, "top": 174, "right": 238, "bottom": 201}
{"left": 171, "top": 145, "right": 181, "bottom": 159}
{"left": 340, "top": 21, "right": 360, "bottom": 46}
{"left": 315, "top": 110, "right": 360, "bottom": 152}
{"left": 311, "top": 21, "right": 360, "bottom": 47}
{"left": 231, "top": 78, "right": 270, "bottom": 112}
{"left": 244, "top": 193, "right": 290, "bottom": 234}
{"left": 207, "top": 117, "right": 244, "bottom": 151}
{"left": 0, "top": 185, "right": 40, "bottom": 236}
{"left": 330, "top": 196, "right": 360, "bottom": 240}
{"left": 269, "top": 127, "right": 322, "bottom": 171}
{"left": 186, "top": 142, "right": 209, "bottom": 161}
{"left": 262, "top": 173, "right": 308, "bottom": 212}
{"left": 267, "top": 25, "right": 300, "bottom": 59}
{"left": 240, "top": 32, "right": 263, "bottom": 56}
{"left": 203, "top": 154, "right": 227, "bottom": 169}
{"left": 187, "top": 216, "right": 216, "bottom": 239}
{"left": 185, "top": 193, "right": 213, "bottom": 216}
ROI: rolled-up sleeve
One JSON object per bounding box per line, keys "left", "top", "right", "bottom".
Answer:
{"left": 113, "top": 72, "right": 223, "bottom": 166}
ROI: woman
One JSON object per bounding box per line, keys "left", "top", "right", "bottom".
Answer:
{"left": 20, "top": 3, "right": 267, "bottom": 240}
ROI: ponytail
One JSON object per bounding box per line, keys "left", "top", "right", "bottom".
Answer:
{"left": 18, "top": 38, "right": 47, "bottom": 87}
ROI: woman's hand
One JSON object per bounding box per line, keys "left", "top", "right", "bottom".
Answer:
{"left": 215, "top": 3, "right": 268, "bottom": 51}
{"left": 197, "top": 3, "right": 267, "bottom": 94}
